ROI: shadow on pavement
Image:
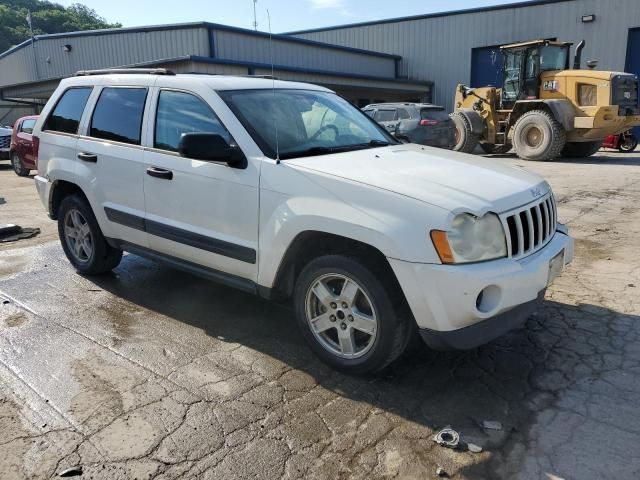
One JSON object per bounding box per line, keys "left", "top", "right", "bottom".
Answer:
{"left": 87, "top": 253, "right": 639, "bottom": 478}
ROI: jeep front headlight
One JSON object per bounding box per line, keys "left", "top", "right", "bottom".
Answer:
{"left": 431, "top": 213, "right": 507, "bottom": 264}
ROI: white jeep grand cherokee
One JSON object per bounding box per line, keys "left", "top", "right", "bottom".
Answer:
{"left": 33, "top": 69, "right": 573, "bottom": 374}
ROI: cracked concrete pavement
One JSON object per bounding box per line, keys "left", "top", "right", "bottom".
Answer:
{"left": 0, "top": 150, "right": 639, "bottom": 479}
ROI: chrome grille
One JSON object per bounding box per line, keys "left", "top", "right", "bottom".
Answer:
{"left": 501, "top": 193, "right": 557, "bottom": 259}
{"left": 0, "top": 135, "right": 10, "bottom": 149}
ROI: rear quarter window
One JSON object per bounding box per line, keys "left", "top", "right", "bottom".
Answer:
{"left": 89, "top": 88, "right": 147, "bottom": 145}
{"left": 44, "top": 87, "right": 92, "bottom": 134}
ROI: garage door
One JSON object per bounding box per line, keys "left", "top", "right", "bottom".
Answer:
{"left": 470, "top": 46, "right": 504, "bottom": 88}
{"left": 625, "top": 28, "right": 640, "bottom": 137}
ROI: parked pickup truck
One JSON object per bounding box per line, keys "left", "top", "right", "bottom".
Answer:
{"left": 32, "top": 69, "right": 574, "bottom": 374}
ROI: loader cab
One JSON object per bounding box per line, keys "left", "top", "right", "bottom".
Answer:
{"left": 500, "top": 40, "right": 571, "bottom": 109}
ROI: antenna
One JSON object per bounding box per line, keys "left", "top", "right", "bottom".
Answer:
{"left": 267, "top": 9, "right": 280, "bottom": 163}
{"left": 252, "top": 0, "right": 258, "bottom": 31}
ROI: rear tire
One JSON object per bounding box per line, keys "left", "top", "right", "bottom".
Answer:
{"left": 57, "top": 194, "right": 123, "bottom": 275}
{"left": 480, "top": 143, "right": 512, "bottom": 154}
{"left": 561, "top": 141, "right": 602, "bottom": 158}
{"left": 11, "top": 152, "right": 30, "bottom": 177}
{"left": 451, "top": 112, "right": 478, "bottom": 154}
{"left": 294, "top": 255, "right": 411, "bottom": 375}
{"left": 512, "top": 110, "right": 566, "bottom": 161}
{"left": 619, "top": 135, "right": 638, "bottom": 153}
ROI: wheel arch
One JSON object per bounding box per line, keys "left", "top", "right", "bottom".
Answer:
{"left": 49, "top": 179, "right": 89, "bottom": 220}
{"left": 265, "top": 230, "right": 407, "bottom": 307}
{"left": 510, "top": 99, "right": 575, "bottom": 132}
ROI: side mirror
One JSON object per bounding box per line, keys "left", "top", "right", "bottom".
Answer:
{"left": 178, "top": 133, "right": 247, "bottom": 168}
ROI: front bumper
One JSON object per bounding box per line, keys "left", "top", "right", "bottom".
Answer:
{"left": 0, "top": 148, "right": 9, "bottom": 160}
{"left": 389, "top": 228, "right": 573, "bottom": 349}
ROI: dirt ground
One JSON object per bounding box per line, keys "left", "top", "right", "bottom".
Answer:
{"left": 0, "top": 150, "right": 639, "bottom": 480}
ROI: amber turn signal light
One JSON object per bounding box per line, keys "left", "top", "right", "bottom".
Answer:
{"left": 430, "top": 230, "right": 455, "bottom": 264}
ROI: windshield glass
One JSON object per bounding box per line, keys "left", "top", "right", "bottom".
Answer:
{"left": 219, "top": 89, "right": 395, "bottom": 159}
{"left": 539, "top": 45, "right": 568, "bottom": 71}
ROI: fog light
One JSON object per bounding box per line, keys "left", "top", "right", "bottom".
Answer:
{"left": 476, "top": 285, "right": 501, "bottom": 314}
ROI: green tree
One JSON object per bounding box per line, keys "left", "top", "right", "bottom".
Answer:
{"left": 0, "top": 0, "right": 121, "bottom": 53}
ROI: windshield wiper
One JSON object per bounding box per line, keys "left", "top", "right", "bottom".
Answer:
{"left": 279, "top": 140, "right": 391, "bottom": 160}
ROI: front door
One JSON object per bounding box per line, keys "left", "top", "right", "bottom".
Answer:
{"left": 142, "top": 87, "right": 260, "bottom": 281}
{"left": 76, "top": 85, "right": 151, "bottom": 247}
{"left": 16, "top": 118, "right": 36, "bottom": 165}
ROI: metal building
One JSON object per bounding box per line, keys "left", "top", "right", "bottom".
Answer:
{"left": 290, "top": 0, "right": 640, "bottom": 110}
{"left": 0, "top": 22, "right": 431, "bottom": 125}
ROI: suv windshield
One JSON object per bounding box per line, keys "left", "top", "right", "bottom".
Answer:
{"left": 220, "top": 89, "right": 395, "bottom": 159}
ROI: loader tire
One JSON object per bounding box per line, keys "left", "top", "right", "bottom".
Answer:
{"left": 512, "top": 110, "right": 566, "bottom": 161}
{"left": 561, "top": 141, "right": 602, "bottom": 158}
{"left": 451, "top": 112, "right": 478, "bottom": 154}
{"left": 480, "top": 143, "right": 512, "bottom": 154}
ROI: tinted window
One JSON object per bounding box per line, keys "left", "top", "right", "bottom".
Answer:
{"left": 375, "top": 109, "right": 396, "bottom": 121}
{"left": 363, "top": 109, "right": 375, "bottom": 118}
{"left": 154, "top": 90, "right": 230, "bottom": 152}
{"left": 20, "top": 119, "right": 36, "bottom": 134}
{"left": 397, "top": 108, "right": 411, "bottom": 120}
{"left": 90, "top": 88, "right": 147, "bottom": 145}
{"left": 420, "top": 109, "right": 451, "bottom": 122}
{"left": 45, "top": 88, "right": 91, "bottom": 134}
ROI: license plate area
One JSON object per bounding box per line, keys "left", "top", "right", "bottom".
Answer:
{"left": 547, "top": 249, "right": 565, "bottom": 286}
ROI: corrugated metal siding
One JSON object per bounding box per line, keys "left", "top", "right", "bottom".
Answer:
{"left": 293, "top": 0, "right": 640, "bottom": 109}
{"left": 0, "top": 26, "right": 210, "bottom": 88}
{"left": 213, "top": 29, "right": 396, "bottom": 78}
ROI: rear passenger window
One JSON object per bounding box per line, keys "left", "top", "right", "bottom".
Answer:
{"left": 375, "top": 109, "right": 396, "bottom": 121}
{"left": 89, "top": 88, "right": 147, "bottom": 145}
{"left": 154, "top": 90, "right": 230, "bottom": 152}
{"left": 44, "top": 87, "right": 92, "bottom": 134}
{"left": 397, "top": 108, "right": 411, "bottom": 120}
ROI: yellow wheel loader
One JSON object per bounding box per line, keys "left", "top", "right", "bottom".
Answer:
{"left": 452, "top": 40, "right": 640, "bottom": 161}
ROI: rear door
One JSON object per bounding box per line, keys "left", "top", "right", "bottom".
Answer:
{"left": 374, "top": 108, "right": 399, "bottom": 135}
{"left": 142, "top": 85, "right": 260, "bottom": 281}
{"left": 76, "top": 81, "right": 152, "bottom": 247}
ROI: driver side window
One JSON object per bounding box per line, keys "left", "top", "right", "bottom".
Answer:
{"left": 154, "top": 90, "right": 230, "bottom": 152}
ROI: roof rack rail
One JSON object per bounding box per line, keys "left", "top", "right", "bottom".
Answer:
{"left": 74, "top": 68, "right": 176, "bottom": 76}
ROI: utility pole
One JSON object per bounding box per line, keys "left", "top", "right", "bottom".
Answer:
{"left": 252, "top": 0, "right": 258, "bottom": 31}
{"left": 26, "top": 10, "right": 40, "bottom": 80}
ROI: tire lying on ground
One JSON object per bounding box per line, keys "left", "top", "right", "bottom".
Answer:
{"left": 450, "top": 112, "right": 478, "bottom": 154}
{"left": 512, "top": 110, "right": 566, "bottom": 161}
{"left": 561, "top": 141, "right": 602, "bottom": 158}
{"left": 480, "top": 143, "right": 512, "bottom": 155}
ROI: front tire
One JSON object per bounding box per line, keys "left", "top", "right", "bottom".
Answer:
{"left": 451, "top": 112, "right": 478, "bottom": 154}
{"left": 294, "top": 255, "right": 411, "bottom": 374}
{"left": 57, "top": 194, "right": 123, "bottom": 275}
{"left": 512, "top": 110, "right": 566, "bottom": 161}
{"left": 11, "top": 152, "right": 30, "bottom": 177}
{"left": 561, "top": 141, "right": 602, "bottom": 158}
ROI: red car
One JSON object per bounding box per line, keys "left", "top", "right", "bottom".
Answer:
{"left": 9, "top": 115, "right": 39, "bottom": 176}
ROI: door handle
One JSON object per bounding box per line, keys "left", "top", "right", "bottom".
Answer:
{"left": 146, "top": 166, "right": 173, "bottom": 180}
{"left": 77, "top": 152, "right": 98, "bottom": 163}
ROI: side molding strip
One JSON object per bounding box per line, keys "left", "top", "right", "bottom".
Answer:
{"left": 108, "top": 238, "right": 258, "bottom": 294}
{"left": 104, "top": 207, "right": 256, "bottom": 264}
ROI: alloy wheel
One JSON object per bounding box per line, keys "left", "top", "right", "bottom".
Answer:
{"left": 64, "top": 209, "right": 93, "bottom": 263}
{"left": 305, "top": 273, "right": 378, "bottom": 359}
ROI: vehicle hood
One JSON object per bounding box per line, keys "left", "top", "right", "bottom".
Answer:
{"left": 0, "top": 127, "right": 12, "bottom": 136}
{"left": 286, "top": 144, "right": 549, "bottom": 214}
